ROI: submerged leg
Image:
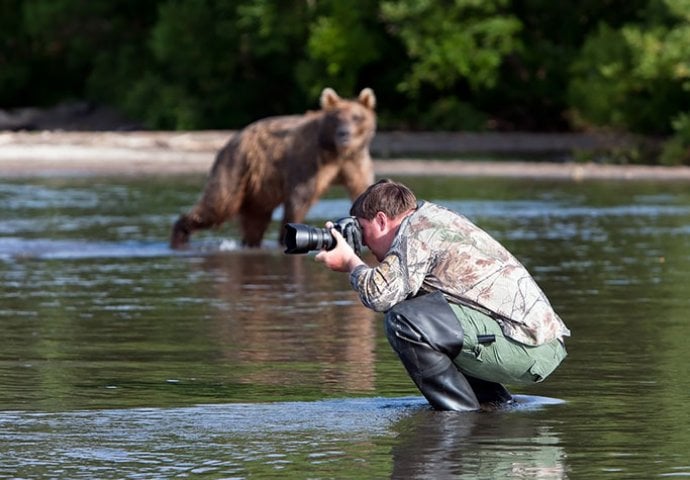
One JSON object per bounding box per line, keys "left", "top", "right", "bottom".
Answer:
{"left": 465, "top": 375, "right": 513, "bottom": 406}
{"left": 170, "top": 211, "right": 217, "bottom": 249}
{"left": 384, "top": 292, "right": 480, "bottom": 411}
{"left": 170, "top": 169, "right": 244, "bottom": 249}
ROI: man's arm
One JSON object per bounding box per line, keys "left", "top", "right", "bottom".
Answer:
{"left": 314, "top": 227, "right": 365, "bottom": 273}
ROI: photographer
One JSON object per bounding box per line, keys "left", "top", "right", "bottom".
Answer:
{"left": 314, "top": 179, "right": 570, "bottom": 411}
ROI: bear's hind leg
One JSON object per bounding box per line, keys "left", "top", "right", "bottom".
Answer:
{"left": 170, "top": 179, "right": 245, "bottom": 249}
{"left": 170, "top": 215, "right": 192, "bottom": 249}
{"left": 170, "top": 209, "right": 220, "bottom": 249}
{"left": 170, "top": 196, "right": 236, "bottom": 249}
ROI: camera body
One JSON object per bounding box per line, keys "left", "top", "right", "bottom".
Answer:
{"left": 284, "top": 216, "right": 363, "bottom": 255}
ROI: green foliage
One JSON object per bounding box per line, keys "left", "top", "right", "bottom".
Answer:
{"left": 568, "top": 25, "right": 634, "bottom": 129}
{"left": 415, "top": 97, "right": 488, "bottom": 131}
{"left": 135, "top": 0, "right": 313, "bottom": 128}
{"left": 300, "top": 0, "right": 384, "bottom": 97}
{"left": 660, "top": 112, "right": 690, "bottom": 165}
{"left": 380, "top": 0, "right": 522, "bottom": 94}
{"left": 14, "top": 0, "right": 158, "bottom": 106}
{"left": 568, "top": 0, "right": 690, "bottom": 138}
{"left": 3, "top": 0, "right": 690, "bottom": 157}
{"left": 0, "top": 0, "right": 30, "bottom": 107}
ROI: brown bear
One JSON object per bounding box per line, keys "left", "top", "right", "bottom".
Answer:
{"left": 170, "top": 87, "right": 376, "bottom": 249}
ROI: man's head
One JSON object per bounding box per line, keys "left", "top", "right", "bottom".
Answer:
{"left": 350, "top": 179, "right": 417, "bottom": 260}
{"left": 350, "top": 179, "right": 417, "bottom": 220}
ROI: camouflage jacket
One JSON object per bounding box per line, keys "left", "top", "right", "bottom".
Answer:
{"left": 350, "top": 201, "right": 570, "bottom": 346}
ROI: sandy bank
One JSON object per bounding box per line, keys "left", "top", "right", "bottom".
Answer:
{"left": 1, "top": 130, "right": 690, "bottom": 181}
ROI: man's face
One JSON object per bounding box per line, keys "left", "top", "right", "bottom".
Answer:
{"left": 357, "top": 215, "right": 391, "bottom": 261}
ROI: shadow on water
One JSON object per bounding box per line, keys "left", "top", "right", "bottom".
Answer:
{"left": 0, "top": 394, "right": 565, "bottom": 478}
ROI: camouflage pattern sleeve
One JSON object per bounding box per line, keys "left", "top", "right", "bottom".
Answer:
{"left": 349, "top": 218, "right": 433, "bottom": 311}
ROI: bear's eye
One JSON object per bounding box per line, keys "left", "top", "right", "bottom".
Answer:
{"left": 352, "top": 113, "right": 364, "bottom": 123}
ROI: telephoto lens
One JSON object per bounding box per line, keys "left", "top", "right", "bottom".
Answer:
{"left": 284, "top": 216, "right": 362, "bottom": 255}
{"left": 283, "top": 224, "right": 335, "bottom": 254}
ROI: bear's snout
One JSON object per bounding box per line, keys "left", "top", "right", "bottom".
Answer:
{"left": 336, "top": 125, "right": 352, "bottom": 146}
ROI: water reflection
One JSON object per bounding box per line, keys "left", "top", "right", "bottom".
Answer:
{"left": 391, "top": 403, "right": 566, "bottom": 479}
{"left": 0, "top": 249, "right": 382, "bottom": 411}
{"left": 2, "top": 175, "right": 690, "bottom": 479}
{"left": 0, "top": 395, "right": 565, "bottom": 479}
{"left": 195, "top": 252, "right": 378, "bottom": 393}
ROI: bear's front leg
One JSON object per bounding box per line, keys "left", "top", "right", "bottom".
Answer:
{"left": 280, "top": 197, "right": 315, "bottom": 245}
{"left": 239, "top": 205, "right": 275, "bottom": 247}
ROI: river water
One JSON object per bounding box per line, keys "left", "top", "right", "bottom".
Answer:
{"left": 1, "top": 173, "right": 689, "bottom": 479}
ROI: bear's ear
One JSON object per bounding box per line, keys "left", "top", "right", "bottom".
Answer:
{"left": 320, "top": 88, "right": 340, "bottom": 109}
{"left": 358, "top": 88, "right": 376, "bottom": 110}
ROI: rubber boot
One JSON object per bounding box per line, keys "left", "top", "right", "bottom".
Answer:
{"left": 385, "top": 292, "right": 480, "bottom": 411}
{"left": 465, "top": 375, "right": 513, "bottom": 406}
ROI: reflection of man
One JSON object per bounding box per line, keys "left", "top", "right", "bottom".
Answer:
{"left": 316, "top": 179, "right": 570, "bottom": 411}
{"left": 391, "top": 408, "right": 567, "bottom": 478}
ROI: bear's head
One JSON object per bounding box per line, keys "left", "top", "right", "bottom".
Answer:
{"left": 318, "top": 88, "right": 377, "bottom": 156}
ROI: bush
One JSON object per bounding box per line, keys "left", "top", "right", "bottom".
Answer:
{"left": 660, "top": 113, "right": 690, "bottom": 165}
{"left": 568, "top": 1, "right": 690, "bottom": 136}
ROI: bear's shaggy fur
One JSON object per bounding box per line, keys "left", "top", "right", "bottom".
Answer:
{"left": 170, "top": 88, "right": 376, "bottom": 249}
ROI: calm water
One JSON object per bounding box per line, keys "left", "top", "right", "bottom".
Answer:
{"left": 1, "top": 173, "right": 690, "bottom": 479}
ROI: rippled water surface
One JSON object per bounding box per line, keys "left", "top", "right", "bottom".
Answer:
{"left": 1, "top": 173, "right": 690, "bottom": 478}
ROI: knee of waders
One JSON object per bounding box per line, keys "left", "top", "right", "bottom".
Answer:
{"left": 384, "top": 310, "right": 422, "bottom": 352}
{"left": 384, "top": 291, "right": 464, "bottom": 358}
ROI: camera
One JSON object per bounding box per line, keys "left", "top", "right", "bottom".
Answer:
{"left": 284, "top": 216, "right": 363, "bottom": 256}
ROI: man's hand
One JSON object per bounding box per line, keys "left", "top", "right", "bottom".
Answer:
{"left": 315, "top": 225, "right": 365, "bottom": 273}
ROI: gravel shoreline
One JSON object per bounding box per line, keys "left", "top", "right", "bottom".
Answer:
{"left": 2, "top": 130, "right": 690, "bottom": 181}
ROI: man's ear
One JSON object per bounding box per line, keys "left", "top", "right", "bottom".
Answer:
{"left": 375, "top": 211, "right": 388, "bottom": 231}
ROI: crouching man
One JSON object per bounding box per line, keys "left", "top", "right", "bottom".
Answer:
{"left": 315, "top": 179, "right": 570, "bottom": 411}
